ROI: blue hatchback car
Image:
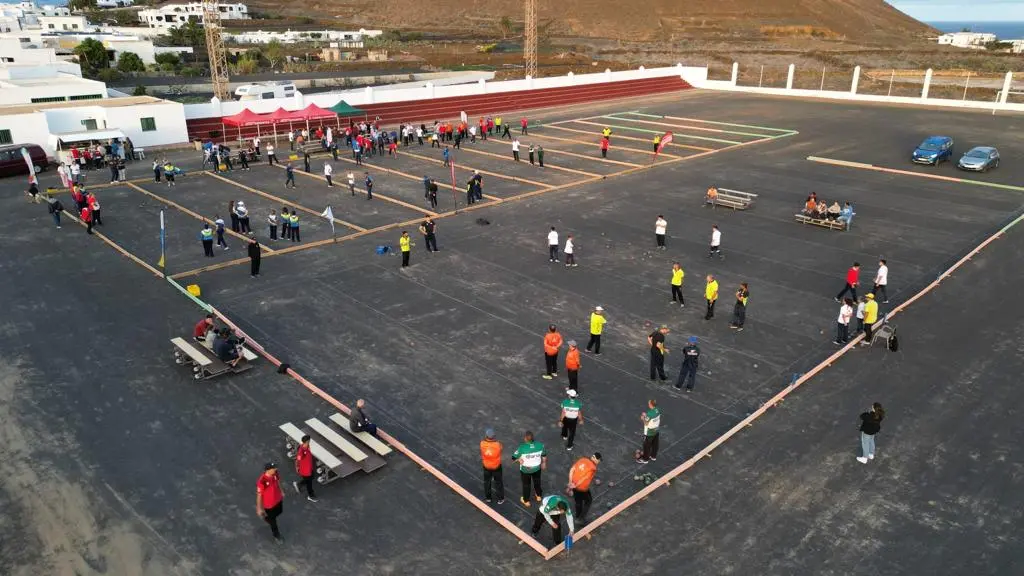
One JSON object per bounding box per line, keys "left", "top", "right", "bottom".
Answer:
{"left": 912, "top": 136, "right": 954, "bottom": 165}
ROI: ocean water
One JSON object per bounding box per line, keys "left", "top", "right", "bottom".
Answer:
{"left": 928, "top": 21, "right": 1024, "bottom": 40}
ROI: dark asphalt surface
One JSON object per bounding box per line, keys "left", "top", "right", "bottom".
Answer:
{"left": 2, "top": 91, "right": 1023, "bottom": 575}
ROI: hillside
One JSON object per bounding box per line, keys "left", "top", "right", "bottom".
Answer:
{"left": 250, "top": 0, "right": 934, "bottom": 43}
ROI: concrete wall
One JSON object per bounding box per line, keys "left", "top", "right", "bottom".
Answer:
{"left": 183, "top": 64, "right": 708, "bottom": 119}
{"left": 693, "top": 65, "right": 1024, "bottom": 113}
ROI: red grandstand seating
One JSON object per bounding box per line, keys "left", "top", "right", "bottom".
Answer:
{"left": 186, "top": 76, "right": 692, "bottom": 143}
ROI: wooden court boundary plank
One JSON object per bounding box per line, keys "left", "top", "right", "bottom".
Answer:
{"left": 543, "top": 206, "right": 1024, "bottom": 559}
{"left": 273, "top": 164, "right": 442, "bottom": 215}
{"left": 569, "top": 119, "right": 744, "bottom": 145}
{"left": 543, "top": 124, "right": 715, "bottom": 151}
{"left": 197, "top": 301, "right": 551, "bottom": 556}
{"left": 124, "top": 181, "right": 276, "bottom": 253}
{"left": 401, "top": 149, "right": 555, "bottom": 192}
{"left": 806, "top": 156, "right": 1024, "bottom": 193}
{"left": 450, "top": 144, "right": 603, "bottom": 178}
{"left": 59, "top": 206, "right": 165, "bottom": 277}
{"left": 473, "top": 137, "right": 643, "bottom": 168}
{"left": 517, "top": 131, "right": 684, "bottom": 159}
{"left": 602, "top": 112, "right": 784, "bottom": 139}
{"left": 205, "top": 171, "right": 368, "bottom": 231}
{"left": 168, "top": 131, "right": 790, "bottom": 280}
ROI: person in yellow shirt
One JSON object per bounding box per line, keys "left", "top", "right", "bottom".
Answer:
{"left": 861, "top": 293, "right": 879, "bottom": 345}
{"left": 602, "top": 127, "right": 611, "bottom": 140}
{"left": 585, "top": 306, "right": 606, "bottom": 355}
{"left": 704, "top": 274, "right": 719, "bottom": 320}
{"left": 399, "top": 231, "right": 411, "bottom": 268}
{"left": 652, "top": 134, "right": 661, "bottom": 153}
{"left": 670, "top": 262, "right": 685, "bottom": 307}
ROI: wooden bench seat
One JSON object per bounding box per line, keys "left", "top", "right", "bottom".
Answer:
{"left": 307, "top": 417, "right": 387, "bottom": 474}
{"left": 173, "top": 336, "right": 253, "bottom": 380}
{"left": 794, "top": 213, "right": 850, "bottom": 231}
{"left": 195, "top": 336, "right": 258, "bottom": 361}
{"left": 706, "top": 188, "right": 757, "bottom": 210}
{"left": 279, "top": 422, "right": 362, "bottom": 483}
{"left": 329, "top": 413, "right": 393, "bottom": 456}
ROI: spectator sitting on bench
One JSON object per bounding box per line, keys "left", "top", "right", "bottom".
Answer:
{"left": 839, "top": 202, "right": 854, "bottom": 225}
{"left": 349, "top": 399, "right": 378, "bottom": 437}
{"left": 212, "top": 328, "right": 243, "bottom": 367}
{"left": 705, "top": 186, "right": 718, "bottom": 204}
{"left": 801, "top": 196, "right": 817, "bottom": 216}
{"left": 827, "top": 201, "right": 841, "bottom": 220}
{"left": 193, "top": 313, "right": 216, "bottom": 342}
{"left": 815, "top": 201, "right": 829, "bottom": 220}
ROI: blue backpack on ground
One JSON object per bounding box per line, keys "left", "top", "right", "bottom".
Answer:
{"left": 375, "top": 245, "right": 391, "bottom": 255}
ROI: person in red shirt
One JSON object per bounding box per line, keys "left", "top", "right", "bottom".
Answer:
{"left": 292, "top": 435, "right": 318, "bottom": 502}
{"left": 388, "top": 140, "right": 398, "bottom": 157}
{"left": 600, "top": 137, "right": 610, "bottom": 159}
{"left": 193, "top": 314, "right": 215, "bottom": 342}
{"left": 86, "top": 192, "right": 102, "bottom": 226}
{"left": 256, "top": 462, "right": 285, "bottom": 541}
{"left": 542, "top": 324, "right": 563, "bottom": 380}
{"left": 835, "top": 262, "right": 861, "bottom": 302}
{"left": 80, "top": 205, "right": 93, "bottom": 235}
{"left": 520, "top": 117, "right": 528, "bottom": 135}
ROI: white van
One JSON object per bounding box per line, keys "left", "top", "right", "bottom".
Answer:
{"left": 234, "top": 82, "right": 296, "bottom": 101}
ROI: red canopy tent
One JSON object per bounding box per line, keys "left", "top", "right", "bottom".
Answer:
{"left": 297, "top": 102, "right": 339, "bottom": 135}
{"left": 221, "top": 108, "right": 268, "bottom": 141}
{"left": 265, "top": 107, "right": 303, "bottom": 142}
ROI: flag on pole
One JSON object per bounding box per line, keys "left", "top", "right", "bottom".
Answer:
{"left": 20, "top": 147, "right": 38, "bottom": 186}
{"left": 158, "top": 209, "right": 166, "bottom": 269}
{"left": 460, "top": 110, "right": 468, "bottom": 124}
{"left": 654, "top": 131, "right": 673, "bottom": 159}
{"left": 321, "top": 205, "right": 335, "bottom": 234}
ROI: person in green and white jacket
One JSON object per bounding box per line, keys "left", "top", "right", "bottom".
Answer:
{"left": 512, "top": 431, "right": 547, "bottom": 507}
{"left": 560, "top": 389, "right": 583, "bottom": 451}
{"left": 530, "top": 494, "right": 575, "bottom": 545}
{"left": 636, "top": 399, "right": 661, "bottom": 464}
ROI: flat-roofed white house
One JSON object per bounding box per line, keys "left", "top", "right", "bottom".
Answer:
{"left": 937, "top": 32, "right": 997, "bottom": 49}
{"left": 138, "top": 2, "right": 248, "bottom": 29}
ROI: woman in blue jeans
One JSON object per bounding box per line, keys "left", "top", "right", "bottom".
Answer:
{"left": 857, "top": 403, "right": 885, "bottom": 464}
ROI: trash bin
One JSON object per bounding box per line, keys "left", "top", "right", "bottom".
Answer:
{"left": 193, "top": 140, "right": 202, "bottom": 151}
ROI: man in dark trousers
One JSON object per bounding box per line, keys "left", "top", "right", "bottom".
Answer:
{"left": 648, "top": 325, "right": 669, "bottom": 381}
{"left": 247, "top": 234, "right": 261, "bottom": 278}
{"left": 636, "top": 399, "right": 660, "bottom": 464}
{"left": 291, "top": 435, "right": 318, "bottom": 502}
{"left": 256, "top": 463, "right": 285, "bottom": 542}
{"left": 349, "top": 399, "right": 378, "bottom": 437}
{"left": 676, "top": 336, "right": 700, "bottom": 391}
{"left": 835, "top": 262, "right": 861, "bottom": 302}
{"left": 480, "top": 429, "right": 505, "bottom": 504}
{"left": 567, "top": 452, "right": 600, "bottom": 524}
{"left": 730, "top": 282, "right": 749, "bottom": 331}
{"left": 200, "top": 223, "right": 214, "bottom": 257}
{"left": 419, "top": 218, "right": 438, "bottom": 252}
{"left": 80, "top": 204, "right": 93, "bottom": 234}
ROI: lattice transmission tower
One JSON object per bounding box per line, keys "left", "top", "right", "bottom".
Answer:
{"left": 203, "top": 0, "right": 231, "bottom": 100}
{"left": 524, "top": 0, "right": 537, "bottom": 78}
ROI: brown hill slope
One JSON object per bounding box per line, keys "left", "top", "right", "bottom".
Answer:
{"left": 255, "top": 0, "right": 933, "bottom": 42}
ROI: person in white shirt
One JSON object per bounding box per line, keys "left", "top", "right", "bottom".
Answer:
{"left": 267, "top": 209, "right": 278, "bottom": 241}
{"left": 235, "top": 201, "right": 250, "bottom": 233}
{"left": 266, "top": 143, "right": 277, "bottom": 166}
{"left": 416, "top": 127, "right": 424, "bottom": 145}
{"left": 288, "top": 130, "right": 295, "bottom": 150}
{"left": 469, "top": 125, "right": 477, "bottom": 143}
{"left": 655, "top": 215, "right": 668, "bottom": 249}
{"left": 872, "top": 259, "right": 889, "bottom": 303}
{"left": 855, "top": 297, "right": 866, "bottom": 333}
{"left": 835, "top": 298, "right": 854, "bottom": 345}
{"left": 347, "top": 172, "right": 356, "bottom": 196}
{"left": 707, "top": 225, "right": 723, "bottom": 259}
{"left": 547, "top": 227, "right": 559, "bottom": 262}
{"left": 324, "top": 162, "right": 334, "bottom": 187}
{"left": 512, "top": 139, "right": 521, "bottom": 162}
{"left": 564, "top": 235, "right": 576, "bottom": 267}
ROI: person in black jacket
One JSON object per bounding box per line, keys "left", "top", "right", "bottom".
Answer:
{"left": 48, "top": 196, "right": 63, "bottom": 228}
{"left": 857, "top": 402, "right": 885, "bottom": 463}
{"left": 247, "top": 234, "right": 261, "bottom": 278}
{"left": 349, "top": 399, "right": 378, "bottom": 437}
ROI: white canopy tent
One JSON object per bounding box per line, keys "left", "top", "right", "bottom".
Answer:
{"left": 49, "top": 129, "right": 128, "bottom": 165}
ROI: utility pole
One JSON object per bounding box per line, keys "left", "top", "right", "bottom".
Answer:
{"left": 524, "top": 0, "right": 537, "bottom": 78}
{"left": 203, "top": 0, "right": 231, "bottom": 100}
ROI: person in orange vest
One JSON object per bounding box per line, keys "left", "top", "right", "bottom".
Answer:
{"left": 480, "top": 429, "right": 504, "bottom": 504}
{"left": 565, "top": 340, "right": 581, "bottom": 392}
{"left": 542, "top": 324, "right": 563, "bottom": 380}
{"left": 567, "top": 452, "right": 601, "bottom": 523}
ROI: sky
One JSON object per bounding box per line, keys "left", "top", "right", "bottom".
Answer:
{"left": 886, "top": 0, "right": 1024, "bottom": 22}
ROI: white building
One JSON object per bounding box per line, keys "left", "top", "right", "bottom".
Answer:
{"left": 138, "top": 2, "right": 248, "bottom": 28}
{"left": 1008, "top": 39, "right": 1024, "bottom": 54}
{"left": 937, "top": 32, "right": 998, "bottom": 49}
{"left": 0, "top": 95, "right": 188, "bottom": 154}
{"left": 95, "top": 0, "right": 134, "bottom": 7}
{"left": 224, "top": 28, "right": 382, "bottom": 46}
{"left": 0, "top": 56, "right": 108, "bottom": 105}
{"left": 0, "top": 1, "right": 69, "bottom": 32}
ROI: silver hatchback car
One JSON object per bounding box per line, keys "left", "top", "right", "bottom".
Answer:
{"left": 958, "top": 146, "right": 1000, "bottom": 172}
